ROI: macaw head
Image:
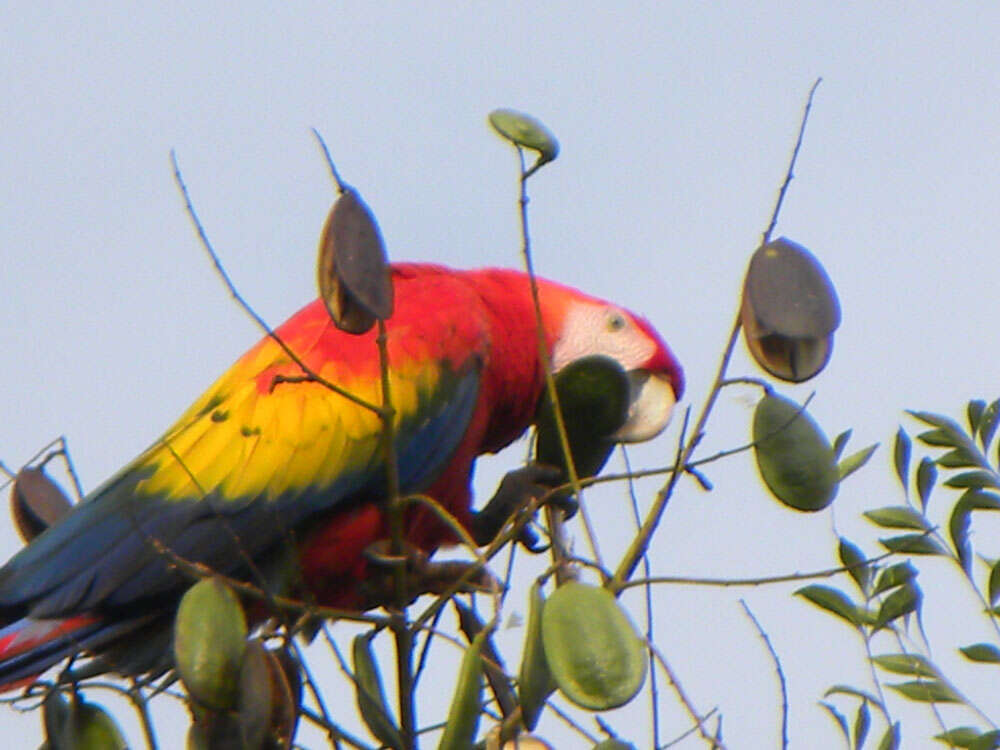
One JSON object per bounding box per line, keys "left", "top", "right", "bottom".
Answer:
{"left": 541, "top": 282, "right": 685, "bottom": 443}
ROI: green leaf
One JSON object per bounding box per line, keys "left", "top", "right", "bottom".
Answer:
{"left": 872, "top": 653, "right": 938, "bottom": 678}
{"left": 979, "top": 399, "right": 1000, "bottom": 452}
{"left": 873, "top": 562, "right": 918, "bottom": 596}
{"left": 968, "top": 399, "right": 988, "bottom": 435}
{"left": 488, "top": 109, "right": 560, "bottom": 166}
{"left": 833, "top": 429, "right": 852, "bottom": 459}
{"left": 864, "top": 506, "right": 929, "bottom": 530}
{"left": 819, "top": 701, "right": 851, "bottom": 747}
{"left": 909, "top": 410, "right": 968, "bottom": 437}
{"left": 919, "top": 428, "right": 960, "bottom": 447}
{"left": 824, "top": 684, "right": 885, "bottom": 711}
{"left": 950, "top": 490, "right": 1000, "bottom": 572}
{"left": 876, "top": 721, "right": 901, "bottom": 750}
{"left": 938, "top": 448, "right": 982, "bottom": 468}
{"left": 839, "top": 444, "right": 879, "bottom": 481}
{"left": 875, "top": 583, "right": 921, "bottom": 630}
{"left": 945, "top": 471, "right": 1000, "bottom": 490}
{"left": 959, "top": 643, "right": 1000, "bottom": 663}
{"left": 879, "top": 534, "right": 947, "bottom": 556}
{"left": 795, "top": 585, "right": 862, "bottom": 626}
{"left": 894, "top": 428, "right": 911, "bottom": 492}
{"left": 889, "top": 679, "right": 961, "bottom": 703}
{"left": 839, "top": 537, "right": 871, "bottom": 594}
{"left": 935, "top": 727, "right": 988, "bottom": 747}
{"left": 917, "top": 457, "right": 937, "bottom": 511}
{"left": 853, "top": 699, "right": 870, "bottom": 750}
{"left": 989, "top": 559, "right": 1000, "bottom": 606}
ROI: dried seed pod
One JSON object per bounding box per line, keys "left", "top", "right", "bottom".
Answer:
{"left": 753, "top": 392, "right": 839, "bottom": 511}
{"left": 173, "top": 577, "right": 248, "bottom": 710}
{"left": 317, "top": 188, "right": 393, "bottom": 334}
{"left": 541, "top": 582, "right": 646, "bottom": 711}
{"left": 11, "top": 467, "right": 73, "bottom": 542}
{"left": 741, "top": 237, "right": 840, "bottom": 382}
{"left": 237, "top": 641, "right": 299, "bottom": 750}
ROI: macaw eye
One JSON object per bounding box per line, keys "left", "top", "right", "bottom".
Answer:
{"left": 606, "top": 311, "right": 627, "bottom": 332}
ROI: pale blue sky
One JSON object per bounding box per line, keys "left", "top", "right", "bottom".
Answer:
{"left": 3, "top": 3, "right": 1000, "bottom": 747}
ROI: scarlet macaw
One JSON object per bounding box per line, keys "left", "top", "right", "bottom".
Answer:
{"left": 0, "top": 263, "right": 683, "bottom": 688}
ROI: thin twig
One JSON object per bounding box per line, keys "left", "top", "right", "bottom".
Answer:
{"left": 739, "top": 600, "right": 788, "bottom": 749}
{"left": 311, "top": 128, "right": 347, "bottom": 194}
{"left": 613, "top": 79, "right": 822, "bottom": 588}
{"left": 622, "top": 446, "right": 661, "bottom": 748}
{"left": 170, "top": 151, "right": 380, "bottom": 414}
{"left": 513, "top": 146, "right": 603, "bottom": 579}
{"left": 646, "top": 639, "right": 725, "bottom": 749}
{"left": 762, "top": 78, "right": 822, "bottom": 245}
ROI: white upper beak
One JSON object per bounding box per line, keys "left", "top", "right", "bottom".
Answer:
{"left": 611, "top": 371, "right": 677, "bottom": 443}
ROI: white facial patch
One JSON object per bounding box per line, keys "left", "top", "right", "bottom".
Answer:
{"left": 551, "top": 303, "right": 656, "bottom": 373}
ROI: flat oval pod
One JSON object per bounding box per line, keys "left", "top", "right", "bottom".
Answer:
{"left": 173, "top": 577, "right": 248, "bottom": 710}
{"left": 438, "top": 628, "right": 488, "bottom": 750}
{"left": 352, "top": 633, "right": 402, "bottom": 749}
{"left": 741, "top": 237, "right": 840, "bottom": 382}
{"left": 237, "top": 640, "right": 274, "bottom": 750}
{"left": 593, "top": 741, "right": 638, "bottom": 750}
{"left": 11, "top": 467, "right": 73, "bottom": 542}
{"left": 64, "top": 700, "right": 128, "bottom": 750}
{"left": 517, "top": 582, "right": 555, "bottom": 730}
{"left": 536, "top": 356, "right": 630, "bottom": 483}
{"left": 753, "top": 392, "right": 839, "bottom": 511}
{"left": 317, "top": 188, "right": 393, "bottom": 334}
{"left": 488, "top": 109, "right": 560, "bottom": 164}
{"left": 541, "top": 582, "right": 646, "bottom": 711}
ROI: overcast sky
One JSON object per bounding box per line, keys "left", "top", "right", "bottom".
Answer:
{"left": 3, "top": 3, "right": 1000, "bottom": 747}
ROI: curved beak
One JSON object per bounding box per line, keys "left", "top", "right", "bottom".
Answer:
{"left": 611, "top": 371, "right": 677, "bottom": 443}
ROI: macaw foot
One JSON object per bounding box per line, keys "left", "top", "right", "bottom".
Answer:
{"left": 470, "top": 463, "right": 576, "bottom": 552}
{"left": 359, "top": 540, "right": 500, "bottom": 608}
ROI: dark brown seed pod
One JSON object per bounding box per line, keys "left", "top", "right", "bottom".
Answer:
{"left": 317, "top": 188, "right": 393, "bottom": 335}
{"left": 741, "top": 237, "right": 841, "bottom": 382}
{"left": 11, "top": 467, "right": 73, "bottom": 542}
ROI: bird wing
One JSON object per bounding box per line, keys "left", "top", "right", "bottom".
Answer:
{"left": 0, "top": 296, "right": 485, "bottom": 618}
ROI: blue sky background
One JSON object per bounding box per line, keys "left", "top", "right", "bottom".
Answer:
{"left": 3, "top": 3, "right": 1000, "bottom": 747}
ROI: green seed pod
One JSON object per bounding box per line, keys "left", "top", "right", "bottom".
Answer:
{"left": 488, "top": 109, "right": 560, "bottom": 164}
{"left": 42, "top": 690, "right": 70, "bottom": 745}
{"left": 517, "top": 582, "right": 555, "bottom": 730}
{"left": 317, "top": 187, "right": 393, "bottom": 335}
{"left": 352, "top": 633, "right": 402, "bottom": 749}
{"left": 438, "top": 627, "right": 488, "bottom": 750}
{"left": 502, "top": 736, "right": 555, "bottom": 749}
{"left": 753, "top": 392, "right": 839, "bottom": 511}
{"left": 541, "top": 582, "right": 646, "bottom": 711}
{"left": 592, "top": 740, "right": 638, "bottom": 750}
{"left": 535, "top": 355, "right": 630, "bottom": 484}
{"left": 63, "top": 700, "right": 128, "bottom": 750}
{"left": 173, "top": 577, "right": 248, "bottom": 710}
{"left": 11, "top": 467, "right": 73, "bottom": 543}
{"left": 741, "top": 237, "right": 840, "bottom": 383}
